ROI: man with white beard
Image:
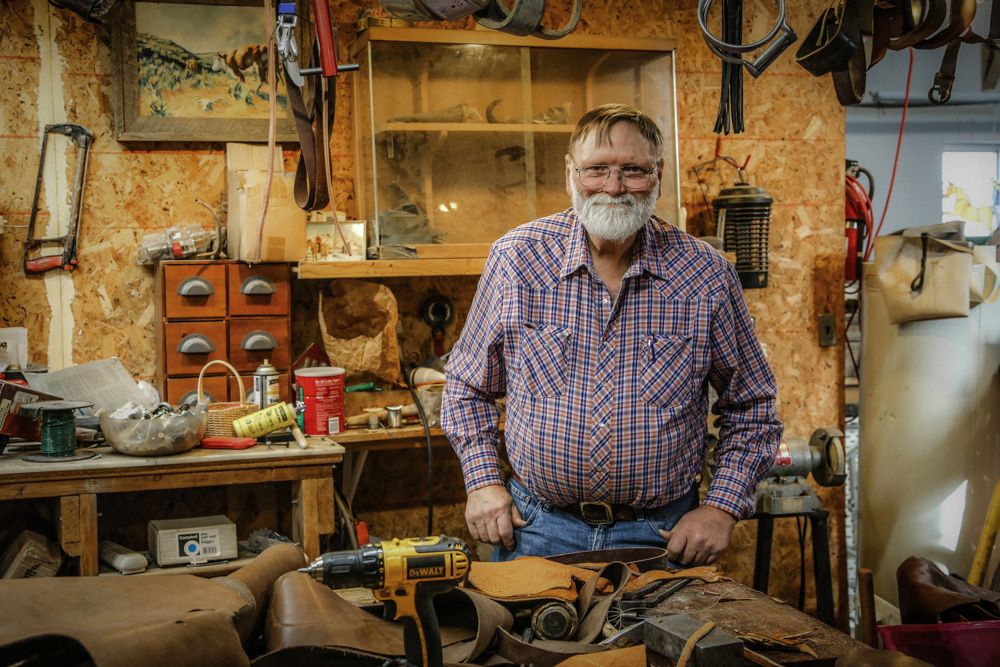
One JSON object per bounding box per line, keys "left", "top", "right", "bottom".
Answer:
{"left": 442, "top": 104, "right": 782, "bottom": 564}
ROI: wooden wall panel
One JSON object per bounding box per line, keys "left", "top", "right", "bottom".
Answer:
{"left": 1, "top": 0, "right": 846, "bottom": 624}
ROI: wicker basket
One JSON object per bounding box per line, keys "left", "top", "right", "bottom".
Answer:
{"left": 198, "top": 360, "right": 257, "bottom": 438}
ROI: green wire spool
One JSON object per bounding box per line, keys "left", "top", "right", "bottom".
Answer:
{"left": 20, "top": 400, "right": 96, "bottom": 462}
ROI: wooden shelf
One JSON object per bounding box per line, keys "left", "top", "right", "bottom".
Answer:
{"left": 380, "top": 122, "right": 574, "bottom": 133}
{"left": 296, "top": 257, "right": 486, "bottom": 279}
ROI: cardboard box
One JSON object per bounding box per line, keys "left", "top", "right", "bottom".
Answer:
{"left": 0, "top": 379, "right": 60, "bottom": 441}
{"left": 0, "top": 530, "right": 62, "bottom": 578}
{"left": 148, "top": 515, "right": 238, "bottom": 567}
{"left": 226, "top": 143, "right": 307, "bottom": 263}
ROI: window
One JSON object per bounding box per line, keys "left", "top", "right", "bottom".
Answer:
{"left": 942, "top": 149, "right": 999, "bottom": 238}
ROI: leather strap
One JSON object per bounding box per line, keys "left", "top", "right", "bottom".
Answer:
{"left": 888, "top": 0, "right": 947, "bottom": 49}
{"left": 832, "top": 3, "right": 869, "bottom": 106}
{"left": 915, "top": 0, "right": 976, "bottom": 50}
{"left": 475, "top": 0, "right": 547, "bottom": 37}
{"left": 287, "top": 42, "right": 334, "bottom": 211}
{"left": 929, "top": 38, "right": 962, "bottom": 104}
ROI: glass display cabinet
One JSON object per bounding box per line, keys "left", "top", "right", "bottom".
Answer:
{"left": 352, "top": 28, "right": 679, "bottom": 259}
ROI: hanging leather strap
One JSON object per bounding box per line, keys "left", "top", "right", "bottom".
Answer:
{"left": 915, "top": 0, "right": 977, "bottom": 50}
{"left": 888, "top": 0, "right": 947, "bottom": 49}
{"left": 287, "top": 43, "right": 335, "bottom": 212}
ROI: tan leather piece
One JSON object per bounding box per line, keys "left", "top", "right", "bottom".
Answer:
{"left": 0, "top": 575, "right": 251, "bottom": 667}
{"left": 555, "top": 644, "right": 646, "bottom": 667}
{"left": 621, "top": 566, "right": 727, "bottom": 592}
{"left": 467, "top": 557, "right": 608, "bottom": 602}
{"left": 213, "top": 542, "right": 308, "bottom": 643}
{"left": 835, "top": 646, "right": 933, "bottom": 666}
{"left": 264, "top": 572, "right": 487, "bottom": 656}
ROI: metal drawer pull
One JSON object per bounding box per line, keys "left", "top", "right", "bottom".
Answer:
{"left": 177, "top": 276, "right": 215, "bottom": 297}
{"left": 241, "top": 330, "right": 277, "bottom": 351}
{"left": 241, "top": 275, "right": 277, "bottom": 295}
{"left": 177, "top": 333, "right": 215, "bottom": 354}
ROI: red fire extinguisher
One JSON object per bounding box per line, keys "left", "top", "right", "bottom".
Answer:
{"left": 845, "top": 160, "right": 874, "bottom": 283}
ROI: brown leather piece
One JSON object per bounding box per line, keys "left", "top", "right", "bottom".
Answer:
{"left": 621, "top": 566, "right": 727, "bottom": 592}
{"left": 0, "top": 575, "right": 251, "bottom": 667}
{"left": 263, "top": 572, "right": 502, "bottom": 660}
{"left": 467, "top": 557, "right": 611, "bottom": 602}
{"left": 495, "top": 627, "right": 608, "bottom": 667}
{"left": 896, "top": 555, "right": 1000, "bottom": 623}
{"left": 213, "top": 542, "right": 308, "bottom": 643}
{"left": 556, "top": 644, "right": 647, "bottom": 667}
{"left": 547, "top": 547, "right": 669, "bottom": 572}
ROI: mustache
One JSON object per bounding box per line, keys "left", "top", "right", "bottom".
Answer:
{"left": 587, "top": 193, "right": 637, "bottom": 207}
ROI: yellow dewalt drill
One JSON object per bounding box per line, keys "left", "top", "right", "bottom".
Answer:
{"left": 299, "top": 536, "right": 472, "bottom": 667}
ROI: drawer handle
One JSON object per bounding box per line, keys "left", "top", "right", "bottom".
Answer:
{"left": 241, "top": 275, "right": 276, "bottom": 295}
{"left": 241, "top": 330, "right": 277, "bottom": 351}
{"left": 177, "top": 276, "right": 215, "bottom": 297}
{"left": 177, "top": 333, "right": 216, "bottom": 355}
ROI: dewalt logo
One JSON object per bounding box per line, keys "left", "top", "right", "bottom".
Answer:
{"left": 406, "top": 555, "right": 447, "bottom": 579}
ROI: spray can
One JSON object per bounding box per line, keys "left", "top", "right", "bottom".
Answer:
{"left": 253, "top": 359, "right": 280, "bottom": 411}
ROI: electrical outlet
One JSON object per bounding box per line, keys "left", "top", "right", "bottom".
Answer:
{"left": 818, "top": 313, "right": 836, "bottom": 347}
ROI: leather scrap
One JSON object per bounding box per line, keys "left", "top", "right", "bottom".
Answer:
{"left": 547, "top": 547, "right": 668, "bottom": 572}
{"left": 554, "top": 644, "right": 646, "bottom": 667}
{"left": 622, "top": 566, "right": 727, "bottom": 592}
{"left": 495, "top": 628, "right": 608, "bottom": 667}
{"left": 264, "top": 572, "right": 508, "bottom": 663}
{"left": 0, "top": 575, "right": 251, "bottom": 667}
{"left": 897, "top": 555, "right": 1000, "bottom": 623}
{"left": 834, "top": 646, "right": 934, "bottom": 666}
{"left": 467, "top": 556, "right": 611, "bottom": 602}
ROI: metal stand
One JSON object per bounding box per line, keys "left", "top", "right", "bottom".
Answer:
{"left": 751, "top": 508, "right": 835, "bottom": 626}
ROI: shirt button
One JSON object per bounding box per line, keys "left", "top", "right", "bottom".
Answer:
{"left": 602, "top": 297, "right": 609, "bottom": 304}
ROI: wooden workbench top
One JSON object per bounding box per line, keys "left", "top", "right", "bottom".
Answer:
{"left": 0, "top": 438, "right": 345, "bottom": 480}
{"left": 657, "top": 579, "right": 865, "bottom": 662}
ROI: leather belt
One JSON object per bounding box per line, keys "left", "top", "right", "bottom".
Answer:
{"left": 559, "top": 500, "right": 645, "bottom": 526}
{"left": 287, "top": 42, "right": 335, "bottom": 211}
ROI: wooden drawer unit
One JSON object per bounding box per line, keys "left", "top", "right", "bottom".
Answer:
{"left": 163, "top": 320, "right": 227, "bottom": 375}
{"left": 228, "top": 263, "right": 291, "bottom": 316}
{"left": 228, "top": 317, "right": 290, "bottom": 372}
{"left": 163, "top": 263, "right": 227, "bottom": 319}
{"left": 155, "top": 260, "right": 293, "bottom": 406}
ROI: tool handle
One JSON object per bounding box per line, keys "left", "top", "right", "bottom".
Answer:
{"left": 24, "top": 254, "right": 66, "bottom": 273}
{"left": 311, "top": 0, "right": 338, "bottom": 77}
{"left": 405, "top": 584, "right": 444, "bottom": 667}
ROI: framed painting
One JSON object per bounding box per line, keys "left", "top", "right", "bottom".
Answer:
{"left": 111, "top": 0, "right": 307, "bottom": 142}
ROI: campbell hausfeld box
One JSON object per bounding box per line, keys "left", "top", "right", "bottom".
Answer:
{"left": 0, "top": 380, "right": 60, "bottom": 441}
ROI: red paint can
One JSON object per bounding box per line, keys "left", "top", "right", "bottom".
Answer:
{"left": 293, "top": 366, "right": 346, "bottom": 435}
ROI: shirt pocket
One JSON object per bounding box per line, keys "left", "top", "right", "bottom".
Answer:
{"left": 640, "top": 333, "right": 694, "bottom": 409}
{"left": 519, "top": 323, "right": 572, "bottom": 398}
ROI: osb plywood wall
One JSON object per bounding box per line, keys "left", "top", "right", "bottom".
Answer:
{"left": 0, "top": 0, "right": 845, "bottom": 624}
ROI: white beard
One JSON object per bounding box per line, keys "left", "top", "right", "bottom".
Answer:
{"left": 571, "top": 182, "right": 656, "bottom": 243}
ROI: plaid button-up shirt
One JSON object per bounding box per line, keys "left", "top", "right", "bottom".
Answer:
{"left": 441, "top": 209, "right": 782, "bottom": 518}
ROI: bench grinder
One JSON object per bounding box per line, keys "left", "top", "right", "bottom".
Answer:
{"left": 755, "top": 427, "right": 846, "bottom": 515}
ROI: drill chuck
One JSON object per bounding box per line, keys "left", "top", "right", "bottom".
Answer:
{"left": 302, "top": 543, "right": 383, "bottom": 588}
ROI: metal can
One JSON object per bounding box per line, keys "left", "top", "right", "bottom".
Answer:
{"left": 252, "top": 359, "right": 280, "bottom": 411}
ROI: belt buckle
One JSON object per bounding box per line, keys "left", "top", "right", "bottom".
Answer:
{"left": 579, "top": 501, "right": 614, "bottom": 526}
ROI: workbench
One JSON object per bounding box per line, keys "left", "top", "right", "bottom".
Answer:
{"left": 657, "top": 578, "right": 866, "bottom": 663}
{"left": 0, "top": 439, "right": 344, "bottom": 575}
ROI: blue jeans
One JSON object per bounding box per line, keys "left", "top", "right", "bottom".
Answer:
{"left": 493, "top": 478, "right": 699, "bottom": 562}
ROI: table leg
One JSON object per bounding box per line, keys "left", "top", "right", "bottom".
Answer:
{"left": 78, "top": 493, "right": 99, "bottom": 576}
{"left": 342, "top": 450, "right": 368, "bottom": 507}
{"left": 753, "top": 515, "right": 775, "bottom": 594}
{"left": 293, "top": 478, "right": 321, "bottom": 559}
{"left": 810, "top": 510, "right": 835, "bottom": 626}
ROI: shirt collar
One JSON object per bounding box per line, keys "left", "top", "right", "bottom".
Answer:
{"left": 559, "top": 209, "right": 673, "bottom": 281}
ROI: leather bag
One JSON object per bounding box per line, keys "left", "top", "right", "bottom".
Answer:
{"left": 875, "top": 226, "right": 1000, "bottom": 325}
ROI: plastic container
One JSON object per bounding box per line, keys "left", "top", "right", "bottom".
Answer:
{"left": 878, "top": 620, "right": 1000, "bottom": 667}
{"left": 137, "top": 225, "right": 214, "bottom": 264}
{"left": 100, "top": 405, "right": 207, "bottom": 457}
{"left": 293, "top": 366, "right": 346, "bottom": 435}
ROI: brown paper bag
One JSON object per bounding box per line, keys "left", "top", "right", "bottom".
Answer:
{"left": 319, "top": 280, "right": 403, "bottom": 386}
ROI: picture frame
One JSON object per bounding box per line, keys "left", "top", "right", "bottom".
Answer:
{"left": 111, "top": 0, "right": 307, "bottom": 142}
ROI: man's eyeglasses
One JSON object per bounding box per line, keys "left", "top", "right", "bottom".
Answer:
{"left": 573, "top": 162, "right": 656, "bottom": 191}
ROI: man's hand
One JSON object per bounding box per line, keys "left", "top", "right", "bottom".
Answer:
{"left": 466, "top": 484, "right": 527, "bottom": 551}
{"left": 658, "top": 505, "right": 737, "bottom": 565}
